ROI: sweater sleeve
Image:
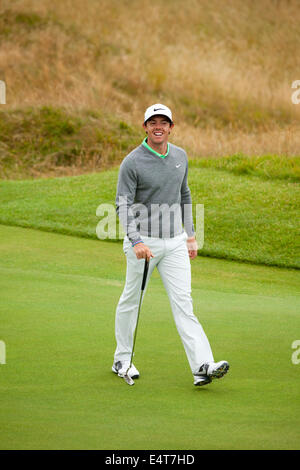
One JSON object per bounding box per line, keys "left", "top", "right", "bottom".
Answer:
{"left": 116, "top": 157, "right": 143, "bottom": 246}
{"left": 180, "top": 158, "right": 195, "bottom": 238}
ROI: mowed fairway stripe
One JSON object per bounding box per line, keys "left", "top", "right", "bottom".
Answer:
{"left": 0, "top": 265, "right": 123, "bottom": 287}
{"left": 0, "top": 225, "right": 299, "bottom": 450}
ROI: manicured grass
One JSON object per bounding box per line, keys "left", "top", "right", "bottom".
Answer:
{"left": 0, "top": 165, "right": 299, "bottom": 268}
{"left": 0, "top": 225, "right": 299, "bottom": 450}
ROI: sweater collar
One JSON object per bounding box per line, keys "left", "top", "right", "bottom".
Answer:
{"left": 142, "top": 138, "right": 169, "bottom": 159}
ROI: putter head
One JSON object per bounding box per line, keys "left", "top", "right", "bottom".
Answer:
{"left": 124, "top": 373, "right": 135, "bottom": 386}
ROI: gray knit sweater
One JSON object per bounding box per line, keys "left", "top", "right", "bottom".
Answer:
{"left": 116, "top": 140, "right": 195, "bottom": 246}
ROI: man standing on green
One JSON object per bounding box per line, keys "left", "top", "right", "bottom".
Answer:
{"left": 112, "top": 104, "right": 229, "bottom": 386}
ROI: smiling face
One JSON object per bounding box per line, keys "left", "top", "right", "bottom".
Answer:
{"left": 143, "top": 115, "right": 174, "bottom": 148}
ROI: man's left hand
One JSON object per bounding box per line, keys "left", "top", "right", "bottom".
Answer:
{"left": 187, "top": 236, "right": 198, "bottom": 260}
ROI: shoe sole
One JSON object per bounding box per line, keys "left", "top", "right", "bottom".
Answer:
{"left": 210, "top": 362, "right": 230, "bottom": 379}
{"left": 112, "top": 366, "right": 139, "bottom": 380}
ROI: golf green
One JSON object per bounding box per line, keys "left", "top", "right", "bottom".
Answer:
{"left": 0, "top": 224, "right": 299, "bottom": 450}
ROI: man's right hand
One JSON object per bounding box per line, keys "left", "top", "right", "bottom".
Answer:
{"left": 133, "top": 242, "right": 154, "bottom": 261}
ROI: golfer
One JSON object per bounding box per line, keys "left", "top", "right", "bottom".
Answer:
{"left": 112, "top": 104, "right": 229, "bottom": 386}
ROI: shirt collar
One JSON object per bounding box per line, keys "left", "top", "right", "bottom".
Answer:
{"left": 142, "top": 138, "right": 169, "bottom": 159}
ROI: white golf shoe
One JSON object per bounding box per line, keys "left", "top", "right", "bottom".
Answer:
{"left": 112, "top": 361, "right": 140, "bottom": 379}
{"left": 195, "top": 360, "right": 229, "bottom": 381}
{"left": 193, "top": 375, "right": 212, "bottom": 387}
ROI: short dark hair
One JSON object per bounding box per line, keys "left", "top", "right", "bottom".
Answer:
{"left": 144, "top": 115, "right": 172, "bottom": 125}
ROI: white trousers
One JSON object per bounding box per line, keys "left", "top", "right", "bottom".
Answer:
{"left": 114, "top": 232, "right": 214, "bottom": 375}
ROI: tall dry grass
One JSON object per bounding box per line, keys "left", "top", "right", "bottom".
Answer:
{"left": 0, "top": 0, "right": 299, "bottom": 157}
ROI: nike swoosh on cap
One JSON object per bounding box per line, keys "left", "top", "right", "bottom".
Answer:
{"left": 153, "top": 108, "right": 165, "bottom": 112}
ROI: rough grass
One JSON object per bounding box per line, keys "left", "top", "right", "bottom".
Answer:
{"left": 1, "top": 0, "right": 300, "bottom": 156}
{"left": 189, "top": 154, "right": 300, "bottom": 183}
{"left": 0, "top": 107, "right": 143, "bottom": 179}
{"left": 0, "top": 105, "right": 299, "bottom": 180}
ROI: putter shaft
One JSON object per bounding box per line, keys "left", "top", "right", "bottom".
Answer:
{"left": 124, "top": 258, "right": 149, "bottom": 386}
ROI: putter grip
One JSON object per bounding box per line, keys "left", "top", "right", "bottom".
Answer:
{"left": 141, "top": 259, "right": 149, "bottom": 291}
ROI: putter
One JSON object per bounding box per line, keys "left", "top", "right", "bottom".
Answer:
{"left": 124, "top": 257, "right": 150, "bottom": 386}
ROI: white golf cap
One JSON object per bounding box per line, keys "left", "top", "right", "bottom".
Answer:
{"left": 144, "top": 103, "right": 173, "bottom": 123}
